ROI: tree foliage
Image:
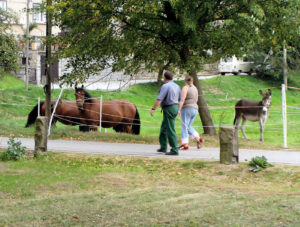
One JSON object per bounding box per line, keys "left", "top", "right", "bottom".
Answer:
{"left": 50, "top": 0, "right": 299, "bottom": 134}
{"left": 52, "top": 0, "right": 299, "bottom": 84}
{"left": 256, "top": 0, "right": 300, "bottom": 52}
{"left": 0, "top": 9, "right": 20, "bottom": 72}
{"left": 252, "top": 0, "right": 300, "bottom": 80}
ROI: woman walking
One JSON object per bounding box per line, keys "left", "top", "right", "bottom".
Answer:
{"left": 179, "top": 76, "right": 203, "bottom": 150}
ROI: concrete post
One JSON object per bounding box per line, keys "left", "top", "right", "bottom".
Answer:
{"left": 219, "top": 126, "right": 239, "bottom": 164}
{"left": 34, "top": 117, "right": 47, "bottom": 156}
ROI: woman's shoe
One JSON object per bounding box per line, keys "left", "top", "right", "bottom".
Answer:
{"left": 178, "top": 144, "right": 189, "bottom": 150}
{"left": 197, "top": 138, "right": 204, "bottom": 149}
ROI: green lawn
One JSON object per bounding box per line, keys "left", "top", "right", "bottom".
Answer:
{"left": 0, "top": 152, "right": 299, "bottom": 226}
{"left": 1, "top": 72, "right": 300, "bottom": 226}
{"left": 1, "top": 72, "right": 300, "bottom": 149}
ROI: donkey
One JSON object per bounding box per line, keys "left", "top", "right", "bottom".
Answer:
{"left": 233, "top": 89, "right": 272, "bottom": 142}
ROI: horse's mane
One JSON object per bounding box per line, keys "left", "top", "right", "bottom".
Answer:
{"left": 76, "top": 88, "right": 93, "bottom": 103}
{"left": 83, "top": 89, "right": 93, "bottom": 103}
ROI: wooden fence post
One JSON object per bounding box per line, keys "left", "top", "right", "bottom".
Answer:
{"left": 34, "top": 116, "right": 47, "bottom": 156}
{"left": 219, "top": 126, "right": 239, "bottom": 164}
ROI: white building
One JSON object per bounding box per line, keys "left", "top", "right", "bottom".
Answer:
{"left": 1, "top": 1, "right": 168, "bottom": 89}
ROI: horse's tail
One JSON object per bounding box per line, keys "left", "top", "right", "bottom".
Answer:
{"left": 132, "top": 106, "right": 141, "bottom": 135}
{"left": 25, "top": 101, "right": 44, "bottom": 128}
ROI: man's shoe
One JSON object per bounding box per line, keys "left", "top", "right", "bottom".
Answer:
{"left": 165, "top": 151, "right": 179, "bottom": 156}
{"left": 157, "top": 149, "right": 166, "bottom": 153}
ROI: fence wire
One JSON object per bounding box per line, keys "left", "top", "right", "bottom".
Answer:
{"left": 1, "top": 85, "right": 300, "bottom": 142}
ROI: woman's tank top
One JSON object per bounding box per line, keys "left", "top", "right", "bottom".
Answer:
{"left": 183, "top": 85, "right": 198, "bottom": 109}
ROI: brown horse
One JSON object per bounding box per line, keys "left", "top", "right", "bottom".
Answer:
{"left": 25, "top": 100, "right": 83, "bottom": 128}
{"left": 75, "top": 86, "right": 141, "bottom": 134}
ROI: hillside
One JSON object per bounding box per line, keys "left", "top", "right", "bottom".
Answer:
{"left": 0, "top": 73, "right": 300, "bottom": 149}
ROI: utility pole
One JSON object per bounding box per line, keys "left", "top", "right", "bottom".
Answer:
{"left": 44, "top": 0, "right": 53, "bottom": 151}
{"left": 25, "top": 0, "right": 30, "bottom": 90}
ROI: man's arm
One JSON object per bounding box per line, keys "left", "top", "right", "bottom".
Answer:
{"left": 150, "top": 99, "right": 162, "bottom": 116}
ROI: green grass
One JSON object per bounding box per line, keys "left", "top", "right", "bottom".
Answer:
{"left": 0, "top": 73, "right": 25, "bottom": 89}
{"left": 1, "top": 72, "right": 300, "bottom": 149}
{"left": 1, "top": 73, "right": 300, "bottom": 226}
{"left": 0, "top": 152, "right": 299, "bottom": 226}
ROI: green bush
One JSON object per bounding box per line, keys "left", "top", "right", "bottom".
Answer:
{"left": 0, "top": 134, "right": 26, "bottom": 161}
{"left": 0, "top": 35, "right": 20, "bottom": 72}
{"left": 249, "top": 156, "right": 273, "bottom": 172}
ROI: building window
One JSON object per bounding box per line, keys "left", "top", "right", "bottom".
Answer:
{"left": 0, "top": 0, "right": 7, "bottom": 10}
{"left": 33, "top": 3, "right": 46, "bottom": 23}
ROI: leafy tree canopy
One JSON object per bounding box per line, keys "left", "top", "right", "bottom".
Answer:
{"left": 0, "top": 9, "right": 20, "bottom": 72}
{"left": 50, "top": 0, "right": 300, "bottom": 84}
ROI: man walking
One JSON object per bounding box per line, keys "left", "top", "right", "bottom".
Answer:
{"left": 150, "top": 71, "right": 182, "bottom": 155}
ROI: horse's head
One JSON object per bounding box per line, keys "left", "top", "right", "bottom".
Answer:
{"left": 75, "top": 85, "right": 85, "bottom": 109}
{"left": 259, "top": 89, "right": 272, "bottom": 113}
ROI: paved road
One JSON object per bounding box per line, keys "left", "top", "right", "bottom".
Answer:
{"left": 1, "top": 137, "right": 300, "bottom": 166}
{"left": 52, "top": 74, "right": 227, "bottom": 91}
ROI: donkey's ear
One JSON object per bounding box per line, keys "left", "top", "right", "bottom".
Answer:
{"left": 81, "top": 85, "right": 84, "bottom": 89}
{"left": 268, "top": 89, "right": 272, "bottom": 95}
{"left": 259, "top": 90, "right": 264, "bottom": 96}
{"left": 75, "top": 82, "right": 77, "bottom": 89}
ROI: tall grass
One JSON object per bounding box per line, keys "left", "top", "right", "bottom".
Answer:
{"left": 1, "top": 72, "right": 300, "bottom": 149}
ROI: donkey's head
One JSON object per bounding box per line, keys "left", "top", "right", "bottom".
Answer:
{"left": 259, "top": 89, "right": 272, "bottom": 113}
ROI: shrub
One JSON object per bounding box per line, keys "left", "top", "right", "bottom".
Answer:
{"left": 0, "top": 134, "right": 26, "bottom": 161}
{"left": 0, "top": 35, "right": 20, "bottom": 72}
{"left": 249, "top": 156, "right": 273, "bottom": 172}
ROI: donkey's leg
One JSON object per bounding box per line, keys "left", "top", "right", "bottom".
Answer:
{"left": 234, "top": 116, "right": 240, "bottom": 138}
{"left": 259, "top": 118, "right": 264, "bottom": 142}
{"left": 241, "top": 118, "right": 248, "bottom": 140}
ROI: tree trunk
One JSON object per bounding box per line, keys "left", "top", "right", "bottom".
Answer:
{"left": 190, "top": 69, "right": 216, "bottom": 135}
{"left": 25, "top": 0, "right": 29, "bottom": 90}
{"left": 157, "top": 67, "right": 164, "bottom": 86}
{"left": 157, "top": 62, "right": 170, "bottom": 86}
{"left": 44, "top": 0, "right": 53, "bottom": 152}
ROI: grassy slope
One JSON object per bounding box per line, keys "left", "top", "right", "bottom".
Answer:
{"left": 0, "top": 152, "right": 299, "bottom": 226}
{"left": 0, "top": 72, "right": 300, "bottom": 149}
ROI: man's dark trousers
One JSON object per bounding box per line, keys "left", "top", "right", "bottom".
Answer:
{"left": 159, "top": 105, "right": 179, "bottom": 153}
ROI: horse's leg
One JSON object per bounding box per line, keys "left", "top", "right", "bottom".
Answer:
{"left": 125, "top": 125, "right": 131, "bottom": 134}
{"left": 91, "top": 125, "right": 98, "bottom": 131}
{"left": 52, "top": 118, "right": 57, "bottom": 128}
{"left": 113, "top": 124, "right": 124, "bottom": 133}
{"left": 241, "top": 118, "right": 248, "bottom": 140}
